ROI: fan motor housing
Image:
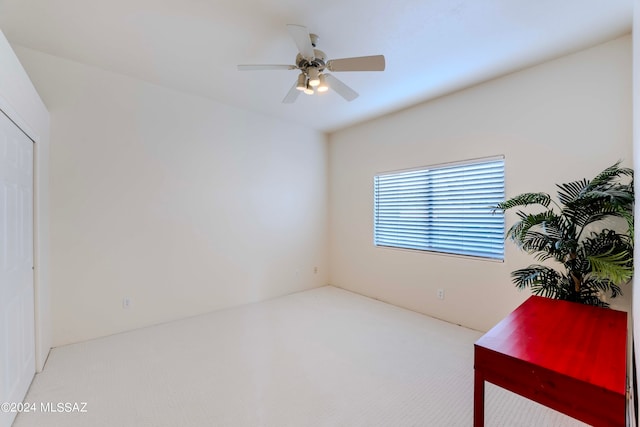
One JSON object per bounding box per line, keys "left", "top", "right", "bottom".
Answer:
{"left": 296, "top": 49, "right": 327, "bottom": 71}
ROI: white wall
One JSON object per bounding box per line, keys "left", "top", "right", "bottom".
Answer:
{"left": 14, "top": 47, "right": 329, "bottom": 347}
{"left": 9, "top": 29, "right": 632, "bottom": 357}
{"left": 329, "top": 35, "right": 633, "bottom": 332}
{"left": 0, "top": 31, "right": 50, "bottom": 371}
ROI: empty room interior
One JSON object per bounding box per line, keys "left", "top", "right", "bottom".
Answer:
{"left": 1, "top": 1, "right": 640, "bottom": 426}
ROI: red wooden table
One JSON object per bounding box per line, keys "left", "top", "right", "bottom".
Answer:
{"left": 474, "top": 296, "right": 627, "bottom": 427}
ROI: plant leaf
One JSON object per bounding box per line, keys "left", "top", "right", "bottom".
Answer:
{"left": 586, "top": 247, "right": 633, "bottom": 284}
{"left": 495, "top": 193, "right": 551, "bottom": 212}
{"left": 503, "top": 162, "right": 634, "bottom": 307}
{"left": 511, "top": 265, "right": 567, "bottom": 298}
{"left": 556, "top": 178, "right": 589, "bottom": 205}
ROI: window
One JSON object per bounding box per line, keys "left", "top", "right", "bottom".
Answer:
{"left": 373, "top": 157, "right": 505, "bottom": 260}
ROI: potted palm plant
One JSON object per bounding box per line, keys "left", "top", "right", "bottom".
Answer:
{"left": 496, "top": 162, "right": 634, "bottom": 307}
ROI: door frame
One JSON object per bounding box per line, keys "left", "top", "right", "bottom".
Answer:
{"left": 0, "top": 97, "right": 49, "bottom": 372}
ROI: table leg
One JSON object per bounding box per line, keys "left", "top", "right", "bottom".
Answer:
{"left": 474, "top": 369, "right": 485, "bottom": 427}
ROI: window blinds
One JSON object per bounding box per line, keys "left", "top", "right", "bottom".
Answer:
{"left": 374, "top": 157, "right": 505, "bottom": 260}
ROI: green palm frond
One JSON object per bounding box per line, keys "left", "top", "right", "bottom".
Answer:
{"left": 559, "top": 163, "right": 634, "bottom": 229}
{"left": 556, "top": 178, "right": 589, "bottom": 205}
{"left": 583, "top": 274, "right": 625, "bottom": 297}
{"left": 495, "top": 192, "right": 551, "bottom": 212}
{"left": 519, "top": 231, "right": 557, "bottom": 255}
{"left": 581, "top": 188, "right": 634, "bottom": 205}
{"left": 582, "top": 229, "right": 633, "bottom": 257}
{"left": 564, "top": 255, "right": 590, "bottom": 275}
{"left": 580, "top": 276, "right": 622, "bottom": 305}
{"left": 501, "top": 162, "right": 634, "bottom": 307}
{"left": 620, "top": 210, "right": 634, "bottom": 243}
{"left": 562, "top": 199, "right": 624, "bottom": 229}
{"left": 506, "top": 211, "right": 573, "bottom": 262}
{"left": 587, "top": 254, "right": 632, "bottom": 283}
{"left": 589, "top": 161, "right": 633, "bottom": 187}
{"left": 585, "top": 241, "right": 633, "bottom": 284}
{"left": 511, "top": 265, "right": 564, "bottom": 295}
{"left": 576, "top": 289, "right": 609, "bottom": 307}
{"left": 505, "top": 210, "right": 560, "bottom": 244}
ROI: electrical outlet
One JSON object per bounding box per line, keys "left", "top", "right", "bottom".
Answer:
{"left": 122, "top": 297, "right": 132, "bottom": 309}
{"left": 437, "top": 289, "right": 445, "bottom": 300}
{"left": 314, "top": 266, "right": 318, "bottom": 274}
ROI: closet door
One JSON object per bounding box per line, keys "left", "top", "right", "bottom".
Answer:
{"left": 0, "top": 110, "right": 35, "bottom": 427}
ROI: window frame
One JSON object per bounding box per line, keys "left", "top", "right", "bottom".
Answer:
{"left": 373, "top": 156, "right": 505, "bottom": 261}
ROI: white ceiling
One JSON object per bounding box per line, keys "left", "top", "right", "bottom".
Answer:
{"left": 0, "top": 0, "right": 633, "bottom": 133}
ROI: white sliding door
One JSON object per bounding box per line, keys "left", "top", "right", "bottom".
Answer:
{"left": 0, "top": 110, "right": 35, "bottom": 427}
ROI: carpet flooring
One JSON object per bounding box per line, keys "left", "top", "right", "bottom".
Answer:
{"left": 14, "top": 286, "right": 587, "bottom": 426}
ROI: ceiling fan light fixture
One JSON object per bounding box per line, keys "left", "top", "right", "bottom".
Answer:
{"left": 303, "top": 83, "right": 314, "bottom": 95}
{"left": 237, "top": 24, "right": 382, "bottom": 103}
{"left": 295, "top": 73, "right": 306, "bottom": 91}
{"left": 317, "top": 74, "right": 329, "bottom": 93}
{"left": 307, "top": 67, "right": 320, "bottom": 87}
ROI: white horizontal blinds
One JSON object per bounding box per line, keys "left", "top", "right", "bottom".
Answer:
{"left": 426, "top": 159, "right": 505, "bottom": 259}
{"left": 374, "top": 169, "right": 431, "bottom": 251}
{"left": 374, "top": 157, "right": 505, "bottom": 260}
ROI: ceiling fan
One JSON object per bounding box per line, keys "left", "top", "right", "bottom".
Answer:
{"left": 237, "top": 24, "right": 385, "bottom": 103}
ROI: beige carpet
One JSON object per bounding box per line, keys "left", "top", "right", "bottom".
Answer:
{"left": 15, "top": 286, "right": 587, "bottom": 426}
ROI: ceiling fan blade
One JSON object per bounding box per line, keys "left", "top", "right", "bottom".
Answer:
{"left": 237, "top": 64, "right": 296, "bottom": 71}
{"left": 286, "top": 24, "right": 315, "bottom": 60}
{"left": 326, "top": 55, "right": 385, "bottom": 72}
{"left": 282, "top": 81, "right": 301, "bottom": 104}
{"left": 324, "top": 74, "right": 358, "bottom": 102}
